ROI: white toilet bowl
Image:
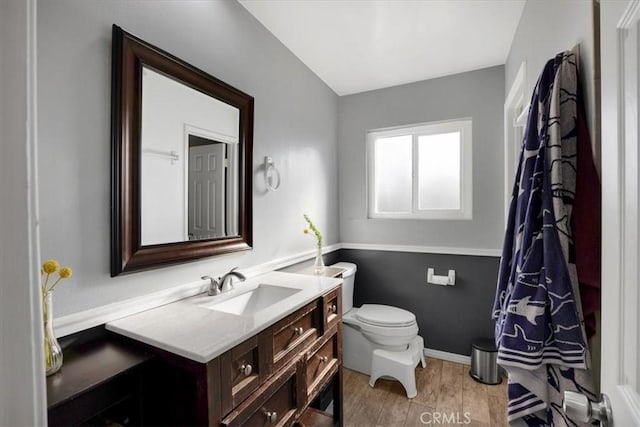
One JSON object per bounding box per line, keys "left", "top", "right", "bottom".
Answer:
{"left": 330, "top": 262, "right": 421, "bottom": 376}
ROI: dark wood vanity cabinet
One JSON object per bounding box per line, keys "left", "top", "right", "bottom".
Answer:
{"left": 141, "top": 285, "right": 343, "bottom": 426}
{"left": 46, "top": 332, "right": 153, "bottom": 427}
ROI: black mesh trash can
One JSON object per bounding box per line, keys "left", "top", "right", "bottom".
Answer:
{"left": 470, "top": 338, "right": 501, "bottom": 385}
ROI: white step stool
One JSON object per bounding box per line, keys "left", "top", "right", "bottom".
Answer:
{"left": 369, "top": 335, "right": 426, "bottom": 398}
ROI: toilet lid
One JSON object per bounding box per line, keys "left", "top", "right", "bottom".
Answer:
{"left": 355, "top": 304, "right": 416, "bottom": 327}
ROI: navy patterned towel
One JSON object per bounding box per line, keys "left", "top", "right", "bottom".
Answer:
{"left": 493, "top": 51, "right": 596, "bottom": 426}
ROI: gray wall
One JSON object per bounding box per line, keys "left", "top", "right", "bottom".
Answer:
{"left": 505, "top": 0, "right": 597, "bottom": 162}
{"left": 337, "top": 250, "right": 500, "bottom": 355}
{"left": 338, "top": 66, "right": 505, "bottom": 251}
{"left": 37, "top": 0, "right": 339, "bottom": 318}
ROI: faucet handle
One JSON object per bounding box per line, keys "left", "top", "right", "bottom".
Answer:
{"left": 202, "top": 276, "right": 222, "bottom": 296}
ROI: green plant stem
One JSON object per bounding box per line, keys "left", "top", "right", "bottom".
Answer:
{"left": 47, "top": 277, "right": 63, "bottom": 293}
{"left": 42, "top": 273, "right": 50, "bottom": 294}
{"left": 303, "top": 214, "right": 322, "bottom": 249}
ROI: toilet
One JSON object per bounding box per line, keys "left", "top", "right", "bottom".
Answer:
{"left": 331, "top": 262, "right": 425, "bottom": 397}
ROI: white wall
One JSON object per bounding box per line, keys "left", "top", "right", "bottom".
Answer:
{"left": 37, "top": 0, "right": 339, "bottom": 321}
{"left": 338, "top": 66, "right": 505, "bottom": 251}
{"left": 505, "top": 0, "right": 597, "bottom": 163}
{"left": 0, "top": 0, "right": 47, "bottom": 424}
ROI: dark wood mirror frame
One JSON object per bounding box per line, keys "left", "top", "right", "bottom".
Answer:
{"left": 111, "top": 25, "right": 253, "bottom": 276}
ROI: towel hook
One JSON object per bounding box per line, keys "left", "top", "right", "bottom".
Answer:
{"left": 264, "top": 156, "right": 281, "bottom": 191}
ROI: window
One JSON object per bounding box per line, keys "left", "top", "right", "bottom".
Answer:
{"left": 367, "top": 119, "right": 472, "bottom": 220}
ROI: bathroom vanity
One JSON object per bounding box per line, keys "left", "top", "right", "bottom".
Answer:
{"left": 46, "top": 333, "right": 152, "bottom": 426}
{"left": 102, "top": 271, "right": 343, "bottom": 426}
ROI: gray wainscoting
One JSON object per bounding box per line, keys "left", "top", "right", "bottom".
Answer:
{"left": 334, "top": 249, "right": 500, "bottom": 356}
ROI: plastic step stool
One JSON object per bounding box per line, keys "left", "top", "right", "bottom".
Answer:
{"left": 369, "top": 335, "right": 426, "bottom": 398}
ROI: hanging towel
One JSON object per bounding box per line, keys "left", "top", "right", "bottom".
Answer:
{"left": 573, "top": 90, "right": 601, "bottom": 340}
{"left": 493, "top": 51, "right": 597, "bottom": 425}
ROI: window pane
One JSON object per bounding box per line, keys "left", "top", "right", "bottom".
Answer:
{"left": 374, "top": 135, "right": 412, "bottom": 213}
{"left": 418, "top": 132, "right": 461, "bottom": 210}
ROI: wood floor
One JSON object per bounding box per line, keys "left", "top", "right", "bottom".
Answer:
{"left": 342, "top": 358, "right": 508, "bottom": 427}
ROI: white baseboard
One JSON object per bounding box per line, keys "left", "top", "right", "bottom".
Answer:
{"left": 423, "top": 348, "right": 472, "bottom": 365}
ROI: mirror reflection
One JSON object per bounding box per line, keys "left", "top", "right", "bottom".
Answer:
{"left": 140, "top": 66, "right": 240, "bottom": 245}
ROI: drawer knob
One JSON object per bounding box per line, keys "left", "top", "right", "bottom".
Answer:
{"left": 265, "top": 411, "right": 278, "bottom": 423}
{"left": 293, "top": 326, "right": 304, "bottom": 335}
{"left": 238, "top": 363, "right": 252, "bottom": 376}
{"left": 318, "top": 355, "right": 329, "bottom": 363}
{"left": 330, "top": 304, "right": 337, "bottom": 314}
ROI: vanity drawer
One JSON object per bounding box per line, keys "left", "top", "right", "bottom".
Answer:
{"left": 300, "top": 327, "right": 340, "bottom": 403}
{"left": 269, "top": 301, "right": 320, "bottom": 373}
{"left": 221, "top": 361, "right": 298, "bottom": 427}
{"left": 322, "top": 287, "right": 341, "bottom": 333}
{"left": 220, "top": 335, "right": 266, "bottom": 416}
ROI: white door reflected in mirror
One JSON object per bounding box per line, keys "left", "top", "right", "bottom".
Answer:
{"left": 140, "top": 66, "right": 240, "bottom": 246}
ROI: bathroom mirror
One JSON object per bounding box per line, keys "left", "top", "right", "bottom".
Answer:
{"left": 111, "top": 25, "right": 253, "bottom": 276}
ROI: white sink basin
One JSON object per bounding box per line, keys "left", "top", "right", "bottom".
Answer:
{"left": 204, "top": 284, "right": 301, "bottom": 316}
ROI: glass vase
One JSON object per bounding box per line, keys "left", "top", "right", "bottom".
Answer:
{"left": 43, "top": 291, "right": 63, "bottom": 376}
{"left": 314, "top": 246, "right": 325, "bottom": 275}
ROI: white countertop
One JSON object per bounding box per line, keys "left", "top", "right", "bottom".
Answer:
{"left": 106, "top": 271, "right": 342, "bottom": 363}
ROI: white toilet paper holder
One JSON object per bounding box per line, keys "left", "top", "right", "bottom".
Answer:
{"left": 427, "top": 268, "right": 455, "bottom": 286}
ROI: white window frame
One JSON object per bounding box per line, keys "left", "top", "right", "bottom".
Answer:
{"left": 366, "top": 118, "right": 473, "bottom": 220}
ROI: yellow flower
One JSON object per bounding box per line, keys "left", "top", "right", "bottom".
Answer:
{"left": 41, "top": 259, "right": 73, "bottom": 294}
{"left": 42, "top": 260, "right": 60, "bottom": 274}
{"left": 59, "top": 267, "right": 73, "bottom": 279}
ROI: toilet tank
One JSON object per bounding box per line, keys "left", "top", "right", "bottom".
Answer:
{"left": 330, "top": 262, "right": 357, "bottom": 314}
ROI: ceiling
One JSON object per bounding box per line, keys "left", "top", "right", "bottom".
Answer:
{"left": 239, "top": 0, "right": 526, "bottom": 96}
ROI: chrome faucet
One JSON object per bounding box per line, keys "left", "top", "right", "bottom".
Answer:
{"left": 219, "top": 267, "right": 246, "bottom": 292}
{"left": 201, "top": 275, "right": 222, "bottom": 296}
{"left": 201, "top": 267, "right": 246, "bottom": 296}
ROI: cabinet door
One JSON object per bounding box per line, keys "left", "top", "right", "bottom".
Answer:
{"left": 220, "top": 335, "right": 267, "bottom": 416}
{"left": 299, "top": 326, "right": 340, "bottom": 405}
{"left": 267, "top": 301, "right": 321, "bottom": 374}
{"left": 221, "top": 361, "right": 298, "bottom": 427}
{"left": 321, "top": 287, "right": 341, "bottom": 334}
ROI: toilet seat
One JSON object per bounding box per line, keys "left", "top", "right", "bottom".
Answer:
{"left": 355, "top": 304, "right": 416, "bottom": 327}
{"left": 343, "top": 305, "right": 419, "bottom": 348}
{"left": 358, "top": 321, "right": 419, "bottom": 338}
